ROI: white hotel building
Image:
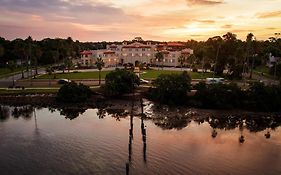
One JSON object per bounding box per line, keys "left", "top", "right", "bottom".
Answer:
{"left": 80, "top": 41, "right": 193, "bottom": 67}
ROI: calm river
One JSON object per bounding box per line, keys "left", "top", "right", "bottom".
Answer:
{"left": 0, "top": 99, "right": 281, "bottom": 175}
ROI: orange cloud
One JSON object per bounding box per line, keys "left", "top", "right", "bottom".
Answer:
{"left": 221, "top": 24, "right": 232, "bottom": 29}
{"left": 256, "top": 10, "right": 281, "bottom": 18}
{"left": 186, "top": 0, "right": 224, "bottom": 6}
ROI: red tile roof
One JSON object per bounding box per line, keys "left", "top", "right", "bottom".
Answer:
{"left": 80, "top": 50, "right": 92, "bottom": 55}
{"left": 167, "top": 42, "right": 184, "bottom": 47}
{"left": 104, "top": 51, "right": 115, "bottom": 54}
{"left": 122, "top": 45, "right": 151, "bottom": 48}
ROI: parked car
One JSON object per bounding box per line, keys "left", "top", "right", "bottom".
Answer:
{"left": 140, "top": 79, "right": 150, "bottom": 84}
{"left": 206, "top": 78, "right": 224, "bottom": 84}
{"left": 58, "top": 79, "right": 71, "bottom": 84}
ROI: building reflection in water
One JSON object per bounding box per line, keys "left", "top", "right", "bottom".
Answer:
{"left": 140, "top": 98, "right": 147, "bottom": 163}
{"left": 0, "top": 106, "right": 10, "bottom": 121}
{"left": 126, "top": 98, "right": 148, "bottom": 175}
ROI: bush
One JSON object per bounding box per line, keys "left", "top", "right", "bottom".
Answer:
{"left": 102, "top": 69, "right": 140, "bottom": 96}
{"left": 194, "top": 82, "right": 244, "bottom": 109}
{"left": 148, "top": 71, "right": 191, "bottom": 105}
{"left": 191, "top": 65, "right": 198, "bottom": 72}
{"left": 56, "top": 82, "right": 92, "bottom": 103}
{"left": 246, "top": 82, "right": 281, "bottom": 111}
{"left": 269, "top": 63, "right": 281, "bottom": 79}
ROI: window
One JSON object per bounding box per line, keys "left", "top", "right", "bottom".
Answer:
{"left": 136, "top": 48, "right": 138, "bottom": 51}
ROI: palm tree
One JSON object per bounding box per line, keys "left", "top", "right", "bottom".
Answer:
{"left": 46, "top": 66, "right": 53, "bottom": 86}
{"left": 95, "top": 56, "right": 105, "bottom": 85}
{"left": 0, "top": 44, "right": 4, "bottom": 58}
{"left": 178, "top": 55, "right": 186, "bottom": 70}
{"left": 66, "top": 58, "right": 73, "bottom": 73}
{"left": 33, "top": 45, "right": 42, "bottom": 76}
{"left": 155, "top": 51, "right": 164, "bottom": 70}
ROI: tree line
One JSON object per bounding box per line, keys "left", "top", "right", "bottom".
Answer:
{"left": 0, "top": 36, "right": 107, "bottom": 70}
{"left": 0, "top": 33, "right": 281, "bottom": 78}
{"left": 189, "top": 33, "right": 281, "bottom": 79}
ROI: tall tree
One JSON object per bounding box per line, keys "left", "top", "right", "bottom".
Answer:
{"left": 155, "top": 51, "right": 164, "bottom": 70}
{"left": 95, "top": 56, "right": 105, "bottom": 85}
{"left": 0, "top": 44, "right": 4, "bottom": 58}
{"left": 32, "top": 45, "right": 42, "bottom": 76}
{"left": 178, "top": 55, "right": 186, "bottom": 70}
{"left": 246, "top": 33, "right": 255, "bottom": 79}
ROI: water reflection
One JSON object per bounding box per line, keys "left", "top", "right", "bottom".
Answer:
{"left": 59, "top": 107, "right": 87, "bottom": 120}
{"left": 0, "top": 106, "right": 10, "bottom": 121}
{"left": 1, "top": 101, "right": 281, "bottom": 175}
{"left": 11, "top": 106, "right": 34, "bottom": 120}
{"left": 140, "top": 98, "right": 147, "bottom": 163}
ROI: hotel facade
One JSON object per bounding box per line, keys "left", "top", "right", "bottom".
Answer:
{"left": 80, "top": 41, "right": 193, "bottom": 67}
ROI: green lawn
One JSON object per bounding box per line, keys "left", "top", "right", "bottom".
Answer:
{"left": 38, "top": 71, "right": 111, "bottom": 79}
{"left": 0, "top": 88, "right": 59, "bottom": 95}
{"left": 253, "top": 66, "right": 275, "bottom": 79}
{"left": 0, "top": 67, "right": 25, "bottom": 78}
{"left": 140, "top": 70, "right": 213, "bottom": 79}
{"left": 254, "top": 66, "right": 270, "bottom": 74}
{"left": 38, "top": 70, "right": 214, "bottom": 80}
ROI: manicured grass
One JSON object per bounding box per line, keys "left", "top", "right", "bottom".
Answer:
{"left": 253, "top": 66, "right": 275, "bottom": 79}
{"left": 0, "top": 88, "right": 59, "bottom": 95}
{"left": 141, "top": 70, "right": 213, "bottom": 79}
{"left": 38, "top": 71, "right": 111, "bottom": 79}
{"left": 38, "top": 70, "right": 214, "bottom": 80}
{"left": 0, "top": 67, "right": 25, "bottom": 78}
{"left": 254, "top": 66, "right": 270, "bottom": 73}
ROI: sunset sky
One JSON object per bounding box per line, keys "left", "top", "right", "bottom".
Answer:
{"left": 0, "top": 0, "right": 280, "bottom": 41}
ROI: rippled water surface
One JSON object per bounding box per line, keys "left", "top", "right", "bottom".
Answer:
{"left": 0, "top": 101, "right": 281, "bottom": 175}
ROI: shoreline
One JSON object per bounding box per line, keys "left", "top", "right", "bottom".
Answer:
{"left": 1, "top": 93, "right": 281, "bottom": 116}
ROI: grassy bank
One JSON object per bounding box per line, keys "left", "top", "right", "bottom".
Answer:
{"left": 0, "top": 88, "right": 59, "bottom": 95}
{"left": 140, "top": 70, "right": 213, "bottom": 79}
{"left": 38, "top": 70, "right": 214, "bottom": 80}
{"left": 0, "top": 67, "right": 25, "bottom": 78}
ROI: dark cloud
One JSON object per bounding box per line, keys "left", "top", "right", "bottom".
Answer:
{"left": 186, "top": 0, "right": 224, "bottom": 6}
{"left": 256, "top": 10, "right": 281, "bottom": 18}
{"left": 0, "top": 0, "right": 131, "bottom": 24}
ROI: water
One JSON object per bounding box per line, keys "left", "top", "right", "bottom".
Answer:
{"left": 0, "top": 100, "right": 281, "bottom": 175}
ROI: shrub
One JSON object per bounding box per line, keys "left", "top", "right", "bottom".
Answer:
{"left": 102, "top": 69, "right": 140, "bottom": 96}
{"left": 191, "top": 65, "right": 198, "bottom": 72}
{"left": 194, "top": 82, "right": 244, "bottom": 109}
{"left": 148, "top": 71, "right": 191, "bottom": 105}
{"left": 246, "top": 82, "right": 281, "bottom": 111}
{"left": 56, "top": 82, "right": 92, "bottom": 103}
